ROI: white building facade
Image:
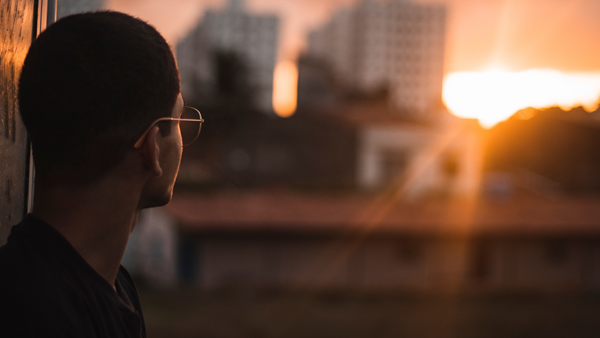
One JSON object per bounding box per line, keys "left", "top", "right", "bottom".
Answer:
{"left": 356, "top": 119, "right": 483, "bottom": 199}
{"left": 307, "top": 0, "right": 446, "bottom": 120}
{"left": 389, "top": 1, "right": 446, "bottom": 118}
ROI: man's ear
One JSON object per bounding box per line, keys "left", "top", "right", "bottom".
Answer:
{"left": 140, "top": 126, "right": 163, "bottom": 177}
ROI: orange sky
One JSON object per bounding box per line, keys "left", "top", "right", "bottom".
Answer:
{"left": 106, "top": 0, "right": 600, "bottom": 73}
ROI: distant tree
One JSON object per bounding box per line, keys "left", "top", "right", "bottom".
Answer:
{"left": 485, "top": 106, "right": 600, "bottom": 192}
{"left": 184, "top": 50, "right": 263, "bottom": 140}
{"left": 212, "top": 50, "right": 261, "bottom": 130}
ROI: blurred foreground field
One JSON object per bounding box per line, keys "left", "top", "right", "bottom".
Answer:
{"left": 140, "top": 288, "right": 600, "bottom": 338}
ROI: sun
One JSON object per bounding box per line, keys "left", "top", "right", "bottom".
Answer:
{"left": 443, "top": 69, "right": 600, "bottom": 128}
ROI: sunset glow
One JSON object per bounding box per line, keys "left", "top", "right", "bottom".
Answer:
{"left": 443, "top": 69, "right": 600, "bottom": 128}
{"left": 272, "top": 61, "right": 298, "bottom": 118}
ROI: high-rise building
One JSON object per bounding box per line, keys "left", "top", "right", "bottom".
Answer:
{"left": 307, "top": 0, "right": 446, "bottom": 120}
{"left": 177, "top": 25, "right": 212, "bottom": 102}
{"left": 388, "top": 1, "right": 446, "bottom": 118}
{"left": 307, "top": 9, "right": 355, "bottom": 87}
{"left": 178, "top": 0, "right": 279, "bottom": 112}
{"left": 353, "top": 0, "right": 391, "bottom": 92}
{"left": 57, "top": 0, "right": 105, "bottom": 19}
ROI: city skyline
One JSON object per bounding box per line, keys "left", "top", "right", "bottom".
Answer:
{"left": 107, "top": 0, "right": 600, "bottom": 73}
{"left": 105, "top": 0, "right": 600, "bottom": 126}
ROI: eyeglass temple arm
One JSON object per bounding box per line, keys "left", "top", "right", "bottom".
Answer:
{"left": 133, "top": 117, "right": 204, "bottom": 149}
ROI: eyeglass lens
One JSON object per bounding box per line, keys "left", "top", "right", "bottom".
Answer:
{"left": 179, "top": 107, "right": 202, "bottom": 146}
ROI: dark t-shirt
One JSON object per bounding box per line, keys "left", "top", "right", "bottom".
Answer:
{"left": 0, "top": 214, "right": 146, "bottom": 338}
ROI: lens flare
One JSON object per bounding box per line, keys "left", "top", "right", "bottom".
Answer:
{"left": 443, "top": 69, "right": 600, "bottom": 128}
{"left": 273, "top": 61, "right": 298, "bottom": 118}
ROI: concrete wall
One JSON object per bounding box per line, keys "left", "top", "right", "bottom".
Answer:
{"left": 0, "top": 0, "right": 35, "bottom": 245}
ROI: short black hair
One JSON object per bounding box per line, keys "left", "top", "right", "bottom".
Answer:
{"left": 19, "top": 11, "right": 180, "bottom": 186}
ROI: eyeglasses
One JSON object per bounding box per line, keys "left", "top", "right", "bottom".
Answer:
{"left": 134, "top": 106, "right": 204, "bottom": 148}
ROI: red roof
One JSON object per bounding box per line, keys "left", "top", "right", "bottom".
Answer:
{"left": 164, "top": 192, "right": 600, "bottom": 237}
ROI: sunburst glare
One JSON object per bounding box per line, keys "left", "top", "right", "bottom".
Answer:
{"left": 443, "top": 69, "right": 600, "bottom": 128}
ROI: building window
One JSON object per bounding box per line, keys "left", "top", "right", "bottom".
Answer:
{"left": 395, "top": 240, "right": 423, "bottom": 265}
{"left": 178, "top": 239, "right": 200, "bottom": 283}
{"left": 381, "top": 149, "right": 409, "bottom": 184}
{"left": 470, "top": 241, "right": 491, "bottom": 282}
{"left": 545, "top": 242, "right": 569, "bottom": 266}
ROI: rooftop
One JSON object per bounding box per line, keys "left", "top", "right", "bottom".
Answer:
{"left": 164, "top": 192, "right": 600, "bottom": 237}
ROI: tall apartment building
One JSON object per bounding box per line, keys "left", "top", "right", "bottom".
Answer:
{"left": 308, "top": 9, "right": 355, "bottom": 86}
{"left": 57, "top": 0, "right": 105, "bottom": 19}
{"left": 177, "top": 24, "right": 212, "bottom": 101}
{"left": 353, "top": 0, "right": 391, "bottom": 92}
{"left": 307, "top": 0, "right": 446, "bottom": 120}
{"left": 178, "top": 0, "right": 279, "bottom": 112}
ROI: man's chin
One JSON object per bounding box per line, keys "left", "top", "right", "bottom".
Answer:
{"left": 141, "top": 190, "right": 173, "bottom": 209}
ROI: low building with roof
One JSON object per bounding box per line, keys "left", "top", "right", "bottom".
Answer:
{"left": 128, "top": 192, "right": 600, "bottom": 292}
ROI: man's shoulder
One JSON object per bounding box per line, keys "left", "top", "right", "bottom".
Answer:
{"left": 0, "top": 215, "right": 69, "bottom": 287}
{"left": 0, "top": 275, "right": 91, "bottom": 338}
{"left": 0, "top": 240, "right": 92, "bottom": 330}
{"left": 0, "top": 216, "right": 99, "bottom": 335}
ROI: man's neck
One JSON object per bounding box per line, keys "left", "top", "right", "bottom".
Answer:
{"left": 32, "top": 177, "right": 142, "bottom": 289}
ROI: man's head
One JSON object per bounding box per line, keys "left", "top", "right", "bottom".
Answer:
{"left": 19, "top": 11, "right": 181, "bottom": 188}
